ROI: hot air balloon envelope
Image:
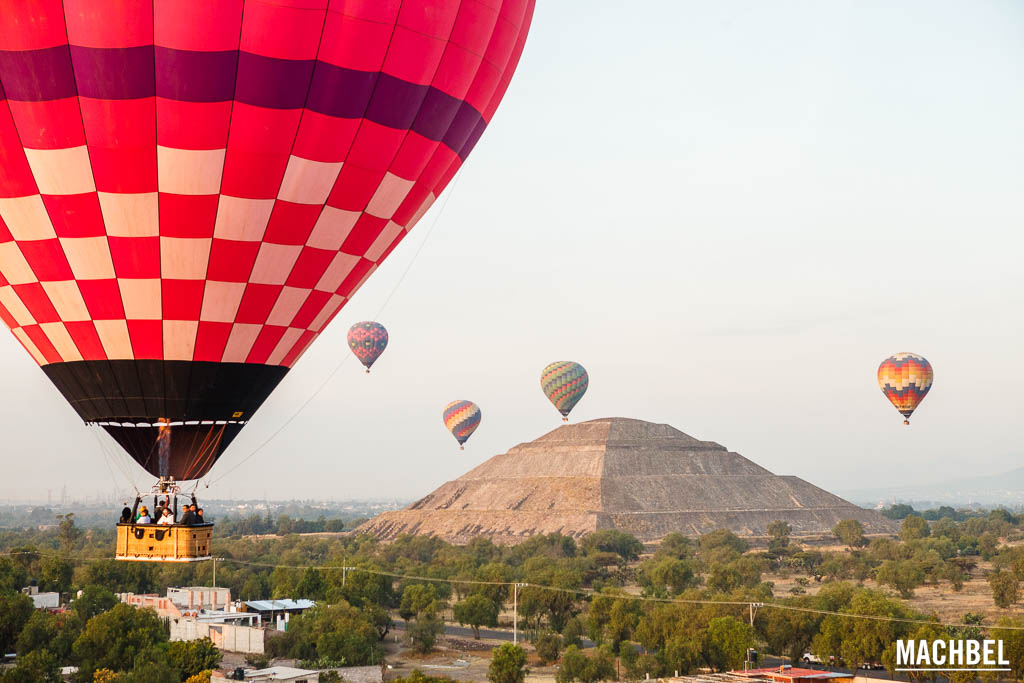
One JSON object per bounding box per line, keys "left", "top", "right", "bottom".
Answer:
{"left": 541, "top": 361, "right": 588, "bottom": 420}
{"left": 443, "top": 400, "right": 481, "bottom": 447}
{"left": 878, "top": 353, "right": 933, "bottom": 424}
{"left": 0, "top": 1, "right": 534, "bottom": 479}
{"left": 348, "top": 322, "right": 388, "bottom": 372}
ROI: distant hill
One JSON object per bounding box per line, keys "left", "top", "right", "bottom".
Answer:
{"left": 838, "top": 466, "right": 1024, "bottom": 508}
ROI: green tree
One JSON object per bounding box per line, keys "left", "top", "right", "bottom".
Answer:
{"left": 581, "top": 530, "right": 643, "bottom": 562}
{"left": 534, "top": 631, "right": 562, "bottom": 664}
{"left": 0, "top": 648, "right": 61, "bottom": 683}
{"left": 488, "top": 643, "right": 527, "bottom": 683}
{"left": 640, "top": 557, "right": 696, "bottom": 597}
{"left": 400, "top": 583, "right": 444, "bottom": 621}
{"left": 407, "top": 614, "right": 443, "bottom": 654}
{"left": 0, "top": 557, "right": 29, "bottom": 594}
{"left": 453, "top": 594, "right": 499, "bottom": 639}
{"left": 657, "top": 532, "right": 694, "bottom": 559}
{"left": 57, "top": 513, "right": 82, "bottom": 554}
{"left": 73, "top": 586, "right": 118, "bottom": 622}
{"left": 0, "top": 591, "right": 35, "bottom": 655}
{"left": 991, "top": 617, "right": 1024, "bottom": 682}
{"left": 270, "top": 602, "right": 383, "bottom": 665}
{"left": 38, "top": 556, "right": 73, "bottom": 596}
{"left": 17, "top": 610, "right": 81, "bottom": 663}
{"left": 662, "top": 635, "right": 702, "bottom": 676}
{"left": 979, "top": 532, "right": 999, "bottom": 560}
{"left": 757, "top": 598, "right": 822, "bottom": 664}
{"left": 990, "top": 570, "right": 1020, "bottom": 608}
{"left": 561, "top": 617, "right": 584, "bottom": 648}
{"left": 295, "top": 568, "right": 327, "bottom": 601}
{"left": 811, "top": 589, "right": 916, "bottom": 670}
{"left": 168, "top": 638, "right": 222, "bottom": 679}
{"left": 698, "top": 530, "right": 749, "bottom": 561}
{"left": 875, "top": 560, "right": 926, "bottom": 598}
{"left": 900, "top": 515, "right": 930, "bottom": 542}
{"left": 125, "top": 643, "right": 179, "bottom": 683}
{"left": 704, "top": 616, "right": 754, "bottom": 671}
{"left": 767, "top": 520, "right": 792, "bottom": 553}
{"left": 72, "top": 603, "right": 168, "bottom": 678}
{"left": 832, "top": 519, "right": 866, "bottom": 548}
{"left": 882, "top": 504, "right": 916, "bottom": 520}
{"left": 556, "top": 645, "right": 616, "bottom": 683}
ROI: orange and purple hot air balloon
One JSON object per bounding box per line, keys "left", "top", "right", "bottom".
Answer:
{"left": 0, "top": 0, "right": 535, "bottom": 481}
{"left": 877, "top": 353, "right": 934, "bottom": 425}
{"left": 443, "top": 400, "right": 480, "bottom": 449}
{"left": 347, "top": 321, "right": 388, "bottom": 373}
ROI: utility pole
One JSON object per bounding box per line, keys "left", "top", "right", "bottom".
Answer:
{"left": 749, "top": 602, "right": 763, "bottom": 626}
{"left": 513, "top": 583, "right": 525, "bottom": 645}
{"left": 212, "top": 557, "right": 217, "bottom": 588}
{"left": 342, "top": 566, "right": 348, "bottom": 586}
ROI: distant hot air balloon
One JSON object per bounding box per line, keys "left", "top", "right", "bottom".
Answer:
{"left": 348, "top": 322, "right": 388, "bottom": 373}
{"left": 541, "top": 361, "right": 588, "bottom": 421}
{"left": 443, "top": 400, "right": 481, "bottom": 449}
{"left": 0, "top": 1, "right": 535, "bottom": 483}
{"left": 878, "top": 353, "right": 934, "bottom": 425}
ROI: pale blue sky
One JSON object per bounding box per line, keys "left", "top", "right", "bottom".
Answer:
{"left": 2, "top": 0, "right": 1022, "bottom": 503}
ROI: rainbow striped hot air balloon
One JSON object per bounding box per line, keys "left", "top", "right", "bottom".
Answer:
{"left": 878, "top": 353, "right": 934, "bottom": 425}
{"left": 541, "top": 361, "right": 588, "bottom": 421}
{"left": 347, "top": 322, "right": 388, "bottom": 373}
{"left": 443, "top": 400, "right": 481, "bottom": 449}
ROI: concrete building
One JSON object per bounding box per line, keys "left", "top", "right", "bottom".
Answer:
{"left": 668, "top": 670, "right": 853, "bottom": 683}
{"left": 171, "top": 614, "right": 265, "bottom": 655}
{"left": 212, "top": 665, "right": 382, "bottom": 683}
{"left": 22, "top": 586, "right": 60, "bottom": 609}
{"left": 168, "top": 586, "right": 231, "bottom": 611}
{"left": 241, "top": 599, "right": 315, "bottom": 631}
{"left": 731, "top": 668, "right": 853, "bottom": 683}
{"left": 119, "top": 593, "right": 184, "bottom": 619}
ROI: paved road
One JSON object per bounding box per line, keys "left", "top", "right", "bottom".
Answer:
{"left": 392, "top": 619, "right": 596, "bottom": 647}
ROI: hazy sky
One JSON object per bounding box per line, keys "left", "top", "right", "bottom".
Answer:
{"left": 2, "top": 1, "right": 1022, "bottom": 504}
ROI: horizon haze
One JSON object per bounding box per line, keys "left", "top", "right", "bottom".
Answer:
{"left": 1, "top": 1, "right": 1022, "bottom": 504}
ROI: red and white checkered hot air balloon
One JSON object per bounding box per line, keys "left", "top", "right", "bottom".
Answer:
{"left": 0, "top": 0, "right": 534, "bottom": 481}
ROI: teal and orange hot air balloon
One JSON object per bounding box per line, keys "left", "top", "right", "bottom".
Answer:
{"left": 541, "top": 361, "right": 588, "bottom": 421}
{"left": 878, "top": 353, "right": 934, "bottom": 425}
{"left": 443, "top": 400, "right": 481, "bottom": 449}
{"left": 348, "top": 322, "right": 389, "bottom": 373}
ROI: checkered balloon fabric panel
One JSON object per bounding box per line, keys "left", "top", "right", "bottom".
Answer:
{"left": 0, "top": 0, "right": 534, "bottom": 478}
{"left": 877, "top": 352, "right": 933, "bottom": 422}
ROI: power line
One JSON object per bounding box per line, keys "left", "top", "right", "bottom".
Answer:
{"left": 2, "top": 548, "right": 1017, "bottom": 632}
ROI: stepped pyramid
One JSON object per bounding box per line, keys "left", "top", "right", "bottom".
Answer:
{"left": 357, "top": 418, "right": 896, "bottom": 544}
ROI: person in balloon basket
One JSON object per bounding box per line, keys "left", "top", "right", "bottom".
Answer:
{"left": 180, "top": 505, "right": 197, "bottom": 526}
{"left": 157, "top": 508, "right": 176, "bottom": 525}
{"left": 136, "top": 506, "right": 152, "bottom": 524}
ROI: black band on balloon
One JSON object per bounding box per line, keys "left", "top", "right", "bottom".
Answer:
{"left": 40, "top": 360, "right": 289, "bottom": 480}
{"left": 42, "top": 359, "right": 288, "bottom": 422}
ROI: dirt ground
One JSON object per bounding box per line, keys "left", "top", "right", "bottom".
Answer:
{"left": 379, "top": 634, "right": 562, "bottom": 682}
{"left": 766, "top": 545, "right": 1024, "bottom": 624}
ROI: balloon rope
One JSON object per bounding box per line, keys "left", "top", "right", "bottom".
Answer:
{"left": 204, "top": 168, "right": 466, "bottom": 487}
{"left": 89, "top": 428, "right": 139, "bottom": 500}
